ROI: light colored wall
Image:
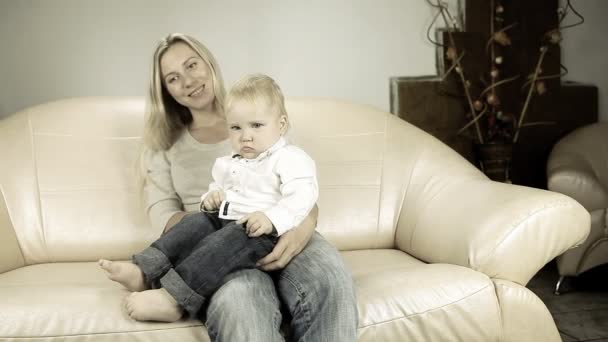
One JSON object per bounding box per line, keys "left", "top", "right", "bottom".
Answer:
{"left": 560, "top": 0, "right": 608, "bottom": 121}
{"left": 0, "top": 0, "right": 461, "bottom": 118}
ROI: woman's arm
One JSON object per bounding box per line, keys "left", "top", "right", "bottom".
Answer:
{"left": 257, "top": 204, "right": 318, "bottom": 271}
{"left": 143, "top": 149, "right": 185, "bottom": 234}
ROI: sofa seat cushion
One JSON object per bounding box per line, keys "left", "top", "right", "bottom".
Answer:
{"left": 342, "top": 249, "right": 502, "bottom": 341}
{"left": 2, "top": 253, "right": 502, "bottom": 341}
{"left": 0, "top": 263, "right": 207, "bottom": 341}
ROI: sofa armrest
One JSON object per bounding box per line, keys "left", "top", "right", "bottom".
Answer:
{"left": 0, "top": 187, "right": 25, "bottom": 274}
{"left": 395, "top": 179, "right": 590, "bottom": 286}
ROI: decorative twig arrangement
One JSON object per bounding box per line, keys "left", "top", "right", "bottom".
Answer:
{"left": 425, "top": 0, "right": 584, "bottom": 145}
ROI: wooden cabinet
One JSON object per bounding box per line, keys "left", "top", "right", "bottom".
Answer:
{"left": 390, "top": 0, "right": 598, "bottom": 188}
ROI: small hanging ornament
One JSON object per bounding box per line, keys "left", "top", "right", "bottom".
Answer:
{"left": 495, "top": 56, "right": 504, "bottom": 65}
{"left": 493, "top": 31, "right": 512, "bottom": 46}
{"left": 474, "top": 100, "right": 484, "bottom": 111}
{"left": 491, "top": 68, "right": 500, "bottom": 79}
{"left": 465, "top": 80, "right": 472, "bottom": 88}
{"left": 446, "top": 46, "right": 457, "bottom": 61}
{"left": 487, "top": 93, "right": 500, "bottom": 106}
{"left": 536, "top": 81, "right": 547, "bottom": 95}
{"left": 455, "top": 66, "right": 463, "bottom": 74}
{"left": 545, "top": 29, "right": 562, "bottom": 44}
{"left": 496, "top": 4, "right": 504, "bottom": 14}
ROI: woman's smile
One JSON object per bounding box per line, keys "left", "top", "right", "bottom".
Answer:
{"left": 189, "top": 84, "right": 205, "bottom": 97}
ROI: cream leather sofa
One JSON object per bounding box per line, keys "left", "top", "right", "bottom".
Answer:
{"left": 547, "top": 122, "right": 608, "bottom": 294}
{"left": 0, "top": 97, "right": 590, "bottom": 341}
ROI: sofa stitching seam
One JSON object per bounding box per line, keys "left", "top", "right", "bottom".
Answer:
{"left": 2, "top": 323, "right": 204, "bottom": 339}
{"left": 358, "top": 281, "right": 494, "bottom": 328}
{"left": 402, "top": 150, "right": 420, "bottom": 252}
{"left": 0, "top": 184, "right": 27, "bottom": 266}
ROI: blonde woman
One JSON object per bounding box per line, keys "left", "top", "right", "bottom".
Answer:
{"left": 101, "top": 34, "right": 357, "bottom": 341}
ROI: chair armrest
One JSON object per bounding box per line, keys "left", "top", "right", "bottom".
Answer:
{"left": 0, "top": 187, "right": 25, "bottom": 274}
{"left": 547, "top": 154, "right": 608, "bottom": 211}
{"left": 547, "top": 122, "right": 608, "bottom": 211}
{"left": 395, "top": 179, "right": 590, "bottom": 286}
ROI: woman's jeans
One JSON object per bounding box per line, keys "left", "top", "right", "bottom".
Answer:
{"left": 132, "top": 212, "right": 276, "bottom": 317}
{"left": 205, "top": 232, "right": 359, "bottom": 342}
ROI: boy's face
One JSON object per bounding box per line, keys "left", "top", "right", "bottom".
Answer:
{"left": 226, "top": 99, "right": 287, "bottom": 159}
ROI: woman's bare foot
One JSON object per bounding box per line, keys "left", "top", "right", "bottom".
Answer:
{"left": 99, "top": 259, "right": 148, "bottom": 292}
{"left": 124, "top": 288, "right": 183, "bottom": 322}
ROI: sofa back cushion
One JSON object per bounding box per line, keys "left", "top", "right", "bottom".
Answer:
{"left": 0, "top": 97, "right": 412, "bottom": 263}
{"left": 0, "top": 98, "right": 156, "bottom": 264}
{"left": 286, "top": 98, "right": 408, "bottom": 250}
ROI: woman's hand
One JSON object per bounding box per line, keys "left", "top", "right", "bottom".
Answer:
{"left": 257, "top": 205, "right": 318, "bottom": 271}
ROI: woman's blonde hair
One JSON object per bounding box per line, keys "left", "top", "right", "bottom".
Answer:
{"left": 143, "top": 33, "right": 226, "bottom": 151}
{"left": 225, "top": 73, "right": 290, "bottom": 131}
{"left": 137, "top": 34, "right": 226, "bottom": 209}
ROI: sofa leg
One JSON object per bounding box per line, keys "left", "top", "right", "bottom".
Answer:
{"left": 554, "top": 276, "right": 566, "bottom": 295}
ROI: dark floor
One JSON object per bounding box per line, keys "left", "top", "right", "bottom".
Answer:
{"left": 527, "top": 262, "right": 608, "bottom": 341}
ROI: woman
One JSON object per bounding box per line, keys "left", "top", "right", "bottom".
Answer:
{"left": 139, "top": 33, "right": 358, "bottom": 341}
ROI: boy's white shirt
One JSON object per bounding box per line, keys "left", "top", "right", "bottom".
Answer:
{"left": 200, "top": 137, "right": 318, "bottom": 236}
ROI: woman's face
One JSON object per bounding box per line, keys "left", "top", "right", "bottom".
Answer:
{"left": 160, "top": 42, "right": 215, "bottom": 112}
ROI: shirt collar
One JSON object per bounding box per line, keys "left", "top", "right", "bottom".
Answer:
{"left": 232, "top": 136, "right": 287, "bottom": 162}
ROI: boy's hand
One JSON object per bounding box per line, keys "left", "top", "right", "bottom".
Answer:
{"left": 237, "top": 211, "right": 274, "bottom": 237}
{"left": 202, "top": 190, "right": 225, "bottom": 211}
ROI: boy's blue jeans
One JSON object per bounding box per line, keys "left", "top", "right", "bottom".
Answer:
{"left": 133, "top": 212, "right": 276, "bottom": 317}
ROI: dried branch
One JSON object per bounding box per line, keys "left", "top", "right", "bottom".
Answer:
{"left": 513, "top": 46, "right": 549, "bottom": 143}
{"left": 521, "top": 121, "right": 556, "bottom": 128}
{"left": 560, "top": 0, "right": 585, "bottom": 30}
{"left": 480, "top": 75, "right": 520, "bottom": 98}
{"left": 429, "top": 0, "right": 484, "bottom": 143}
{"left": 457, "top": 107, "right": 488, "bottom": 136}
{"left": 424, "top": 1, "right": 583, "bottom": 146}
{"left": 426, "top": 8, "right": 445, "bottom": 47}
{"left": 485, "top": 23, "right": 518, "bottom": 52}
{"left": 441, "top": 52, "right": 465, "bottom": 81}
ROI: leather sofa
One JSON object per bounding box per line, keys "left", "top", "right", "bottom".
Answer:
{"left": 0, "top": 97, "right": 590, "bottom": 341}
{"left": 547, "top": 122, "right": 608, "bottom": 294}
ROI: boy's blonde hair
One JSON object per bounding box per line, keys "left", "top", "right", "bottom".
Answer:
{"left": 225, "top": 74, "right": 289, "bottom": 131}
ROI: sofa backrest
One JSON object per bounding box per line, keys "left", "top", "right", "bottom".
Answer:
{"left": 0, "top": 97, "right": 484, "bottom": 265}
